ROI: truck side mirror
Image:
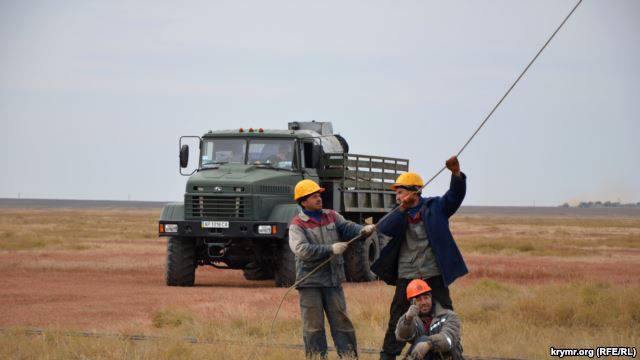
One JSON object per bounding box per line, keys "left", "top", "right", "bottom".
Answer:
{"left": 180, "top": 145, "right": 189, "bottom": 168}
{"left": 179, "top": 136, "right": 201, "bottom": 176}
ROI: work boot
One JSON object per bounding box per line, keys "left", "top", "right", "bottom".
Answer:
{"left": 380, "top": 351, "right": 396, "bottom": 360}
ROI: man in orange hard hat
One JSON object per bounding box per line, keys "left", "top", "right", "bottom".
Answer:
{"left": 395, "top": 279, "right": 462, "bottom": 360}
{"left": 372, "top": 156, "right": 467, "bottom": 360}
{"left": 289, "top": 179, "right": 376, "bottom": 359}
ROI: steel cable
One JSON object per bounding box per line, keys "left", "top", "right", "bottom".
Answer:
{"left": 268, "top": 0, "right": 583, "bottom": 353}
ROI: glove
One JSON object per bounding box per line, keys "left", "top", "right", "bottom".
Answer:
{"left": 360, "top": 224, "right": 376, "bottom": 237}
{"left": 332, "top": 242, "right": 348, "bottom": 255}
{"left": 405, "top": 304, "right": 420, "bottom": 321}
{"left": 411, "top": 341, "right": 432, "bottom": 359}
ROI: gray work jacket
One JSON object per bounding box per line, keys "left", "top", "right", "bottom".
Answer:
{"left": 289, "top": 209, "right": 362, "bottom": 287}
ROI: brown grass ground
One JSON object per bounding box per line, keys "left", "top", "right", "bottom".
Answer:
{"left": 0, "top": 208, "right": 639, "bottom": 359}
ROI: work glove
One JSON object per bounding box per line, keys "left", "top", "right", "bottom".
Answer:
{"left": 411, "top": 341, "right": 432, "bottom": 359}
{"left": 360, "top": 224, "right": 376, "bottom": 237}
{"left": 332, "top": 242, "right": 348, "bottom": 255}
{"left": 405, "top": 304, "right": 420, "bottom": 321}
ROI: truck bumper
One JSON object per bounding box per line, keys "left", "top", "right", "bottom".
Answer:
{"left": 158, "top": 220, "right": 288, "bottom": 239}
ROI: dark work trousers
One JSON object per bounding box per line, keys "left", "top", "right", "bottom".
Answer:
{"left": 406, "top": 335, "right": 439, "bottom": 360}
{"left": 380, "top": 276, "right": 452, "bottom": 360}
{"left": 298, "top": 286, "right": 358, "bottom": 359}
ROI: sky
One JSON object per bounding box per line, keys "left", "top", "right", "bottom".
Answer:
{"left": 1, "top": 0, "right": 639, "bottom": 206}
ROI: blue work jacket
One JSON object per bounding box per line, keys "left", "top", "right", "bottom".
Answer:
{"left": 371, "top": 173, "right": 468, "bottom": 286}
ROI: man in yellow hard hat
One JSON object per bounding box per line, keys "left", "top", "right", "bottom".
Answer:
{"left": 290, "top": 179, "right": 376, "bottom": 359}
{"left": 372, "top": 156, "right": 467, "bottom": 360}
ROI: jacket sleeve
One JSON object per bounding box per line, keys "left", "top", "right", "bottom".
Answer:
{"left": 334, "top": 211, "right": 363, "bottom": 241}
{"left": 428, "top": 312, "right": 461, "bottom": 352}
{"left": 395, "top": 314, "right": 417, "bottom": 342}
{"left": 289, "top": 223, "right": 332, "bottom": 261}
{"left": 377, "top": 207, "right": 406, "bottom": 238}
{"left": 439, "top": 172, "right": 467, "bottom": 218}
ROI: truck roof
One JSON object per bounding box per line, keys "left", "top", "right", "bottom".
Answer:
{"left": 202, "top": 129, "right": 318, "bottom": 139}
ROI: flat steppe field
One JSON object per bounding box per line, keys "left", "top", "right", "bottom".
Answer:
{"left": 1, "top": 204, "right": 638, "bottom": 359}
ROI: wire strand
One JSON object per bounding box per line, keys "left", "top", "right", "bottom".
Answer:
{"left": 268, "top": 0, "right": 583, "bottom": 350}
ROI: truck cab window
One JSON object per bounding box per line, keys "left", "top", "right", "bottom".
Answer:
{"left": 247, "top": 139, "right": 295, "bottom": 170}
{"left": 302, "top": 142, "right": 315, "bottom": 169}
{"left": 201, "top": 139, "right": 247, "bottom": 166}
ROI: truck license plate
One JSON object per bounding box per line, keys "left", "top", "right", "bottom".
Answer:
{"left": 202, "top": 221, "right": 229, "bottom": 229}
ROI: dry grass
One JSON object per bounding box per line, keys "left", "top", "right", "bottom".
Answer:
{"left": 453, "top": 215, "right": 640, "bottom": 257}
{"left": 2, "top": 280, "right": 637, "bottom": 359}
{"left": 454, "top": 280, "right": 640, "bottom": 358}
{"left": 0, "top": 208, "right": 639, "bottom": 359}
{"left": 0, "top": 209, "right": 159, "bottom": 251}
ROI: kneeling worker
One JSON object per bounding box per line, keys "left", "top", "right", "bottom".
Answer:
{"left": 396, "top": 279, "right": 463, "bottom": 360}
{"left": 289, "top": 179, "right": 376, "bottom": 358}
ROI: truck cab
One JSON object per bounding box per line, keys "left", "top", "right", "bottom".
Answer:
{"left": 159, "top": 121, "right": 408, "bottom": 287}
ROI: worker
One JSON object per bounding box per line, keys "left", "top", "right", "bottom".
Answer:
{"left": 372, "top": 156, "right": 467, "bottom": 360}
{"left": 268, "top": 142, "right": 294, "bottom": 168}
{"left": 395, "top": 279, "right": 463, "bottom": 360}
{"left": 289, "top": 179, "right": 376, "bottom": 359}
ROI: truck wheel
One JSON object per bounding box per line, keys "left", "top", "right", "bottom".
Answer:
{"left": 242, "top": 263, "right": 275, "bottom": 281}
{"left": 344, "top": 233, "right": 380, "bottom": 282}
{"left": 274, "top": 242, "right": 296, "bottom": 287}
{"left": 166, "top": 237, "right": 196, "bottom": 286}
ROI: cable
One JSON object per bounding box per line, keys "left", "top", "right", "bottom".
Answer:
{"left": 268, "top": 0, "right": 583, "bottom": 352}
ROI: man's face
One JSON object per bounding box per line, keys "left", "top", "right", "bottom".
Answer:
{"left": 414, "top": 292, "right": 433, "bottom": 315}
{"left": 301, "top": 192, "right": 323, "bottom": 211}
{"left": 395, "top": 187, "right": 418, "bottom": 204}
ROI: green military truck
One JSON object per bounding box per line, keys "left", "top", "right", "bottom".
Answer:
{"left": 159, "top": 121, "right": 408, "bottom": 287}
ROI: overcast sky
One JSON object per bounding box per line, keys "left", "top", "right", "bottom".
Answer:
{"left": 1, "top": 0, "right": 638, "bottom": 206}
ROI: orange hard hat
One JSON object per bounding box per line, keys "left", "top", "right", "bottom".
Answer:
{"left": 406, "top": 279, "right": 432, "bottom": 300}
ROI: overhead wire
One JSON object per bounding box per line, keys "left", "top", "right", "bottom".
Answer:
{"left": 268, "top": 0, "right": 583, "bottom": 352}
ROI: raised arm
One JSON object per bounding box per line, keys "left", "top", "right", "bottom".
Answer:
{"left": 395, "top": 306, "right": 420, "bottom": 343}
{"left": 440, "top": 156, "right": 466, "bottom": 218}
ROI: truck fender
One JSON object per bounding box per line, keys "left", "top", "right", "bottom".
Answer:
{"left": 159, "top": 203, "right": 185, "bottom": 222}
{"left": 267, "top": 203, "right": 300, "bottom": 227}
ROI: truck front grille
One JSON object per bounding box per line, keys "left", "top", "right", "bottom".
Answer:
{"left": 186, "top": 195, "right": 251, "bottom": 219}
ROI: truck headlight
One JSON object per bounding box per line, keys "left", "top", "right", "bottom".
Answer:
{"left": 164, "top": 224, "right": 179, "bottom": 233}
{"left": 257, "top": 225, "right": 276, "bottom": 235}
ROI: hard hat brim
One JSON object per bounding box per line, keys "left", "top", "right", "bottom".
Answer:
{"left": 407, "top": 290, "right": 432, "bottom": 300}
{"left": 390, "top": 184, "right": 421, "bottom": 191}
{"left": 294, "top": 188, "right": 325, "bottom": 201}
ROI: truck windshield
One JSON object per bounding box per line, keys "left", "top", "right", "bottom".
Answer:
{"left": 200, "top": 138, "right": 295, "bottom": 170}
{"left": 201, "top": 139, "right": 247, "bottom": 166}
{"left": 247, "top": 139, "right": 295, "bottom": 170}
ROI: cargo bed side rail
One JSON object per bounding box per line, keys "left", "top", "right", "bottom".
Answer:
{"left": 320, "top": 153, "right": 409, "bottom": 212}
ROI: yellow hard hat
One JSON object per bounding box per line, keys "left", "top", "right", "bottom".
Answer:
{"left": 390, "top": 172, "right": 424, "bottom": 190}
{"left": 294, "top": 179, "right": 325, "bottom": 201}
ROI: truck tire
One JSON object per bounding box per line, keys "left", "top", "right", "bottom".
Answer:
{"left": 166, "top": 237, "right": 196, "bottom": 286}
{"left": 344, "top": 233, "right": 380, "bottom": 282}
{"left": 242, "top": 263, "right": 275, "bottom": 281}
{"left": 274, "top": 241, "right": 296, "bottom": 287}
